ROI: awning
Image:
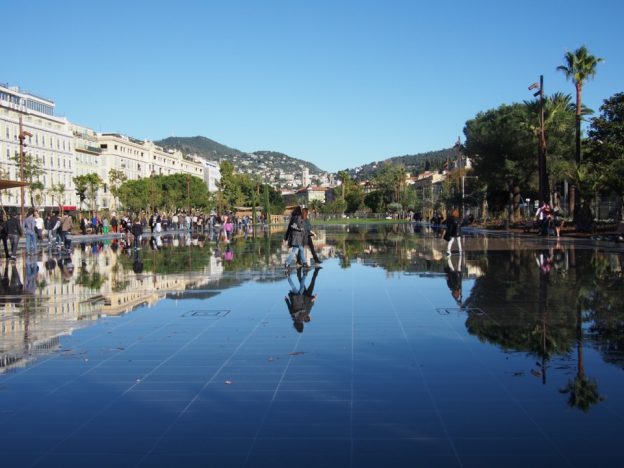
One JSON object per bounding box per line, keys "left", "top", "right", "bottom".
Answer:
{"left": 0, "top": 179, "right": 29, "bottom": 190}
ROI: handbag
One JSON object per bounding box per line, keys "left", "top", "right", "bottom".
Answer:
{"left": 443, "top": 231, "right": 451, "bottom": 241}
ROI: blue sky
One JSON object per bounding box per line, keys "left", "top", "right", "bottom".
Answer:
{"left": 3, "top": 0, "right": 622, "bottom": 172}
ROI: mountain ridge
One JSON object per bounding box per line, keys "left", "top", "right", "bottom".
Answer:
{"left": 156, "top": 135, "right": 454, "bottom": 181}
{"left": 155, "top": 136, "right": 325, "bottom": 175}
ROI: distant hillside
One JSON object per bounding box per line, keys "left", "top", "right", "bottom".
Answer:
{"left": 348, "top": 147, "right": 456, "bottom": 180}
{"left": 156, "top": 136, "right": 325, "bottom": 174}
{"left": 252, "top": 151, "right": 324, "bottom": 174}
{"left": 156, "top": 136, "right": 243, "bottom": 160}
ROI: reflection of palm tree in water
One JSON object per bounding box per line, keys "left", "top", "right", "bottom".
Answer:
{"left": 285, "top": 267, "right": 320, "bottom": 333}
{"left": 560, "top": 301, "right": 603, "bottom": 412}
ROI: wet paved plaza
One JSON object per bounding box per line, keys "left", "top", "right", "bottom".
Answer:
{"left": 1, "top": 224, "right": 624, "bottom": 467}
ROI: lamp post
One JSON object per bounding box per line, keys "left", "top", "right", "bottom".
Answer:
{"left": 528, "top": 76, "right": 548, "bottom": 203}
{"left": 18, "top": 116, "right": 33, "bottom": 221}
{"left": 462, "top": 175, "right": 479, "bottom": 218}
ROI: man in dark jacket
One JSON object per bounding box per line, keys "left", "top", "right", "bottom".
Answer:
{"left": 0, "top": 213, "right": 9, "bottom": 258}
{"left": 5, "top": 212, "right": 23, "bottom": 260}
{"left": 131, "top": 217, "right": 143, "bottom": 250}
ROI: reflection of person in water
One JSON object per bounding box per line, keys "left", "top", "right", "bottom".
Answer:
{"left": 444, "top": 253, "right": 463, "bottom": 307}
{"left": 535, "top": 249, "right": 554, "bottom": 274}
{"left": 8, "top": 262, "right": 23, "bottom": 296}
{"left": 25, "top": 257, "right": 39, "bottom": 294}
{"left": 133, "top": 249, "right": 144, "bottom": 274}
{"left": 224, "top": 244, "right": 234, "bottom": 262}
{"left": 58, "top": 256, "right": 75, "bottom": 282}
{"left": 285, "top": 267, "right": 320, "bottom": 333}
{"left": 0, "top": 262, "right": 22, "bottom": 305}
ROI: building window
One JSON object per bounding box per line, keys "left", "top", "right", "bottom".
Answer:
{"left": 100, "top": 144, "right": 108, "bottom": 149}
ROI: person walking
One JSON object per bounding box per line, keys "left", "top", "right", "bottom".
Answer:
{"left": 110, "top": 215, "right": 118, "bottom": 233}
{"left": 284, "top": 206, "right": 307, "bottom": 269}
{"left": 5, "top": 212, "right": 23, "bottom": 260}
{"left": 0, "top": 213, "right": 10, "bottom": 259}
{"left": 34, "top": 211, "right": 44, "bottom": 242}
{"left": 131, "top": 217, "right": 143, "bottom": 250}
{"left": 23, "top": 209, "right": 38, "bottom": 255}
{"left": 444, "top": 209, "right": 462, "bottom": 255}
{"left": 80, "top": 215, "right": 88, "bottom": 235}
{"left": 302, "top": 208, "right": 321, "bottom": 267}
{"left": 47, "top": 212, "right": 60, "bottom": 249}
{"left": 60, "top": 211, "right": 73, "bottom": 251}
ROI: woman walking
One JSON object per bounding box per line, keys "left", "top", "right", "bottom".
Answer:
{"left": 444, "top": 209, "right": 462, "bottom": 255}
{"left": 284, "top": 206, "right": 307, "bottom": 270}
{"left": 302, "top": 208, "right": 321, "bottom": 267}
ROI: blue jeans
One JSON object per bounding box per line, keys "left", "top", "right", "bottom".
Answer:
{"left": 25, "top": 231, "right": 37, "bottom": 253}
{"left": 286, "top": 245, "right": 306, "bottom": 266}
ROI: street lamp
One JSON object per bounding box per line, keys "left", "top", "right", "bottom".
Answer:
{"left": 462, "top": 175, "right": 479, "bottom": 218}
{"left": 528, "top": 76, "right": 548, "bottom": 203}
{"left": 18, "top": 115, "right": 33, "bottom": 221}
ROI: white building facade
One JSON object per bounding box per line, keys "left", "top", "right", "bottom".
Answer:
{"left": 203, "top": 160, "right": 221, "bottom": 192}
{"left": 0, "top": 83, "right": 76, "bottom": 210}
{"left": 96, "top": 133, "right": 205, "bottom": 209}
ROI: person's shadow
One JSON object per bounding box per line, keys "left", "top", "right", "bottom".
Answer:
{"left": 444, "top": 254, "right": 463, "bottom": 308}
{"left": 285, "top": 267, "right": 320, "bottom": 333}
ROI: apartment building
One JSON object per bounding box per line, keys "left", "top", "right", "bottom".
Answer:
{"left": 0, "top": 82, "right": 76, "bottom": 210}
{"left": 96, "top": 133, "right": 205, "bottom": 209}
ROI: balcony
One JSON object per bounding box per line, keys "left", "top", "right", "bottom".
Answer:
{"left": 74, "top": 142, "right": 102, "bottom": 155}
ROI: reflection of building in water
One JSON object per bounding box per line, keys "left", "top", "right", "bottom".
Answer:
{"left": 0, "top": 247, "right": 223, "bottom": 373}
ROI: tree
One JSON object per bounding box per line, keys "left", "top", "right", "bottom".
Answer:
{"left": 108, "top": 169, "right": 127, "bottom": 210}
{"left": 557, "top": 45, "right": 603, "bottom": 165}
{"left": 523, "top": 92, "right": 578, "bottom": 207}
{"left": 11, "top": 152, "right": 44, "bottom": 209}
{"left": 47, "top": 183, "right": 67, "bottom": 213}
{"left": 463, "top": 103, "right": 536, "bottom": 219}
{"left": 364, "top": 191, "right": 384, "bottom": 213}
{"left": 0, "top": 166, "right": 8, "bottom": 216}
{"left": 30, "top": 181, "right": 45, "bottom": 209}
{"left": 587, "top": 92, "right": 624, "bottom": 220}
{"left": 337, "top": 170, "right": 350, "bottom": 200}
{"left": 373, "top": 163, "right": 408, "bottom": 210}
{"left": 557, "top": 45, "right": 603, "bottom": 218}
{"left": 117, "top": 174, "right": 211, "bottom": 214}
{"left": 73, "top": 173, "right": 103, "bottom": 214}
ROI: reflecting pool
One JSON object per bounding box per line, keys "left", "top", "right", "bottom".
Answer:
{"left": 1, "top": 225, "right": 623, "bottom": 467}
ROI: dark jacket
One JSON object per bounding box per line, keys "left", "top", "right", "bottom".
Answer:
{"left": 131, "top": 222, "right": 143, "bottom": 237}
{"left": 445, "top": 215, "right": 461, "bottom": 238}
{"left": 286, "top": 215, "right": 305, "bottom": 247}
{"left": 5, "top": 217, "right": 23, "bottom": 237}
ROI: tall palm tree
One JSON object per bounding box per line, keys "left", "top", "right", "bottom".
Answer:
{"left": 337, "top": 170, "right": 349, "bottom": 200}
{"left": 557, "top": 45, "right": 603, "bottom": 165}
{"left": 557, "top": 46, "right": 603, "bottom": 219}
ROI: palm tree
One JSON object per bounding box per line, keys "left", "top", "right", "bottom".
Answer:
{"left": 337, "top": 170, "right": 349, "bottom": 200}
{"left": 557, "top": 46, "right": 603, "bottom": 165}
{"left": 557, "top": 46, "right": 603, "bottom": 219}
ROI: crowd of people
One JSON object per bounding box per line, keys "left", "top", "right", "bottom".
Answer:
{"left": 0, "top": 208, "right": 269, "bottom": 260}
